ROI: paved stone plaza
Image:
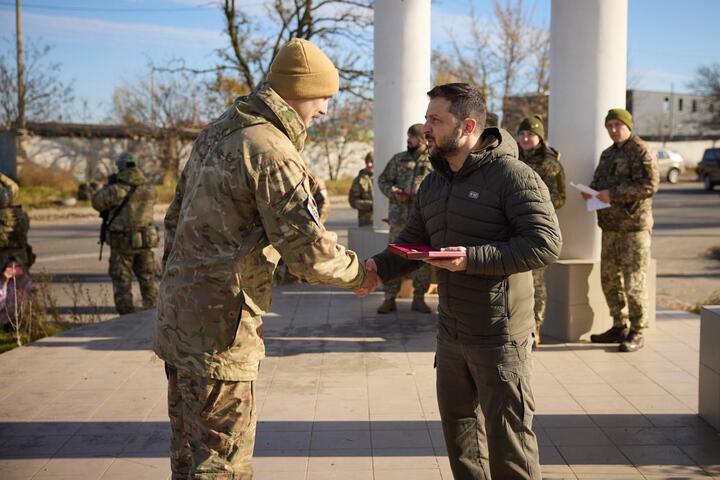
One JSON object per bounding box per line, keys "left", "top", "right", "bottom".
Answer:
{"left": 0, "top": 285, "right": 718, "bottom": 479}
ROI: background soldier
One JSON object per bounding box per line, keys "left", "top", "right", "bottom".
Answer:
{"left": 584, "top": 108, "right": 659, "bottom": 352}
{"left": 348, "top": 152, "right": 374, "bottom": 226}
{"left": 517, "top": 114, "right": 566, "bottom": 346}
{"left": 0, "top": 179, "right": 34, "bottom": 271}
{"left": 92, "top": 153, "right": 159, "bottom": 315}
{"left": 377, "top": 124, "right": 433, "bottom": 314}
{"left": 155, "top": 38, "right": 376, "bottom": 479}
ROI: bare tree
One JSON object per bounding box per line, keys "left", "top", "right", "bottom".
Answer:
{"left": 308, "top": 95, "right": 371, "bottom": 180}
{"left": 0, "top": 39, "right": 74, "bottom": 130}
{"left": 112, "top": 64, "right": 218, "bottom": 182}
{"left": 689, "top": 63, "right": 720, "bottom": 130}
{"left": 431, "top": 0, "right": 549, "bottom": 120}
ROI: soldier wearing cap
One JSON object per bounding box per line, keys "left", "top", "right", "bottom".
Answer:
{"left": 348, "top": 152, "right": 374, "bottom": 227}
{"left": 154, "top": 38, "right": 376, "bottom": 478}
{"left": 517, "top": 114, "right": 566, "bottom": 346}
{"left": 377, "top": 124, "right": 434, "bottom": 314}
{"left": 583, "top": 108, "right": 659, "bottom": 352}
{"left": 92, "top": 153, "right": 159, "bottom": 314}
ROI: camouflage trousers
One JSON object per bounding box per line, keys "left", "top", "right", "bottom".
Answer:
{"left": 166, "top": 364, "right": 256, "bottom": 480}
{"left": 357, "top": 210, "right": 373, "bottom": 227}
{"left": 109, "top": 248, "right": 157, "bottom": 315}
{"left": 531, "top": 268, "right": 546, "bottom": 327}
{"left": 601, "top": 230, "right": 651, "bottom": 332}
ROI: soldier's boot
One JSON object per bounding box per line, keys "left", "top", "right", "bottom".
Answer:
{"left": 411, "top": 297, "right": 432, "bottom": 314}
{"left": 590, "top": 326, "right": 628, "bottom": 344}
{"left": 377, "top": 298, "right": 397, "bottom": 314}
{"left": 619, "top": 330, "right": 645, "bottom": 352}
{"left": 116, "top": 304, "right": 135, "bottom": 315}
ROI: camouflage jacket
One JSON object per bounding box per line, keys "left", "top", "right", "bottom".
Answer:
{"left": 378, "top": 150, "right": 432, "bottom": 231}
{"left": 91, "top": 167, "right": 157, "bottom": 232}
{"left": 155, "top": 83, "right": 365, "bottom": 381}
{"left": 519, "top": 143, "right": 566, "bottom": 210}
{"left": 308, "top": 174, "right": 330, "bottom": 223}
{"left": 0, "top": 205, "right": 29, "bottom": 249}
{"left": 0, "top": 172, "right": 19, "bottom": 198}
{"left": 349, "top": 168, "right": 373, "bottom": 227}
{"left": 590, "top": 135, "right": 659, "bottom": 231}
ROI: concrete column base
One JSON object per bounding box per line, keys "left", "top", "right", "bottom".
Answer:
{"left": 699, "top": 306, "right": 720, "bottom": 431}
{"left": 544, "top": 259, "right": 656, "bottom": 342}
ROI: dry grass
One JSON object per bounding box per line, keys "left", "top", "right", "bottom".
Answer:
{"left": 17, "top": 163, "right": 80, "bottom": 208}
{"left": 326, "top": 176, "right": 354, "bottom": 196}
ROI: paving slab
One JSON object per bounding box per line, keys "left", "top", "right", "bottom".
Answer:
{"left": 0, "top": 286, "right": 719, "bottom": 479}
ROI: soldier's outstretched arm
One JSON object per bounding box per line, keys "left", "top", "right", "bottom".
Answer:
{"left": 254, "top": 155, "right": 365, "bottom": 290}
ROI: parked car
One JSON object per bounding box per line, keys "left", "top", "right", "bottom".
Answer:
{"left": 697, "top": 148, "right": 720, "bottom": 191}
{"left": 655, "top": 148, "right": 685, "bottom": 184}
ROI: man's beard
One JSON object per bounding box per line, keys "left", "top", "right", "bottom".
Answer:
{"left": 407, "top": 143, "right": 419, "bottom": 152}
{"left": 429, "top": 125, "right": 463, "bottom": 157}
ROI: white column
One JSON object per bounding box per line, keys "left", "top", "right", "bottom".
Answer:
{"left": 372, "top": 0, "right": 431, "bottom": 228}
{"left": 548, "top": 0, "right": 628, "bottom": 259}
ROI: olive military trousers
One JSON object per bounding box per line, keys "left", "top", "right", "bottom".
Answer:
{"left": 436, "top": 335, "right": 541, "bottom": 480}
{"left": 600, "top": 230, "right": 651, "bottom": 332}
{"left": 165, "top": 364, "right": 256, "bottom": 480}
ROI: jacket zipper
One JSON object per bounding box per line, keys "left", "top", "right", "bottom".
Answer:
{"left": 442, "top": 177, "right": 458, "bottom": 339}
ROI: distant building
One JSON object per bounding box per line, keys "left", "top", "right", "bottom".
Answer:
{"left": 626, "top": 89, "right": 720, "bottom": 140}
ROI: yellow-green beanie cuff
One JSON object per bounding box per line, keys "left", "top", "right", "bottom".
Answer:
{"left": 518, "top": 114, "right": 545, "bottom": 140}
{"left": 605, "top": 108, "right": 633, "bottom": 131}
{"left": 268, "top": 38, "right": 339, "bottom": 100}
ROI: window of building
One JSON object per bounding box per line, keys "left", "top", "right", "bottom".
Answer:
{"left": 678, "top": 98, "right": 683, "bottom": 111}
{"left": 692, "top": 99, "right": 697, "bottom": 113}
{"left": 663, "top": 97, "right": 670, "bottom": 112}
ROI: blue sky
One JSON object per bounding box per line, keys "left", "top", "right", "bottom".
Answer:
{"left": 1, "top": 0, "right": 719, "bottom": 122}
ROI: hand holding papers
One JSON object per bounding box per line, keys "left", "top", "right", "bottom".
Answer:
{"left": 570, "top": 182, "right": 611, "bottom": 212}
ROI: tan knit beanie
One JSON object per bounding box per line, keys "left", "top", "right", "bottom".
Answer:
{"left": 268, "top": 38, "right": 340, "bottom": 100}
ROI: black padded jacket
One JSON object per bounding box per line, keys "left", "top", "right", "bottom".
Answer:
{"left": 373, "top": 127, "right": 562, "bottom": 345}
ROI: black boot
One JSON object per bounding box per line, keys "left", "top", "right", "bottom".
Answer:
{"left": 590, "top": 326, "right": 628, "bottom": 344}
{"left": 377, "top": 298, "right": 397, "bottom": 314}
{"left": 619, "top": 330, "right": 645, "bottom": 352}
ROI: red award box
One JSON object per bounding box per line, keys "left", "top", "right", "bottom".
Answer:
{"left": 388, "top": 243, "right": 465, "bottom": 260}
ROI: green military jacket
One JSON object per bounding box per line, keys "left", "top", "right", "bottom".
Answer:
{"left": 155, "top": 83, "right": 365, "bottom": 381}
{"left": 348, "top": 168, "right": 373, "bottom": 226}
{"left": 590, "top": 134, "right": 659, "bottom": 231}
{"left": 378, "top": 149, "right": 432, "bottom": 234}
{"left": 519, "top": 143, "right": 566, "bottom": 210}
{"left": 91, "top": 167, "right": 157, "bottom": 232}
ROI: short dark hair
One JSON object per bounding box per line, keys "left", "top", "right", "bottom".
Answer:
{"left": 427, "top": 83, "right": 486, "bottom": 129}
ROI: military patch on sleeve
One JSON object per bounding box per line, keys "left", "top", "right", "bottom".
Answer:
{"left": 306, "top": 196, "right": 321, "bottom": 226}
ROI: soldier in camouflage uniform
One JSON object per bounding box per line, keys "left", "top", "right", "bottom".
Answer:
{"left": 517, "top": 114, "right": 566, "bottom": 346}
{"left": 0, "top": 176, "right": 34, "bottom": 270}
{"left": 155, "top": 38, "right": 373, "bottom": 479}
{"left": 92, "top": 153, "right": 159, "bottom": 315}
{"left": 584, "top": 108, "right": 659, "bottom": 352}
{"left": 377, "top": 124, "right": 433, "bottom": 314}
{"left": 348, "top": 152, "right": 374, "bottom": 227}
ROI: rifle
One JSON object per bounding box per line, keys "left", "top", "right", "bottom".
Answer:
{"left": 99, "top": 210, "right": 110, "bottom": 260}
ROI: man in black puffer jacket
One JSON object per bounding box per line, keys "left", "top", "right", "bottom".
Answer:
{"left": 366, "top": 83, "right": 562, "bottom": 480}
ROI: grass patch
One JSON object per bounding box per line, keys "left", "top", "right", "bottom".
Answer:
{"left": 0, "top": 321, "right": 73, "bottom": 354}
{"left": 17, "top": 163, "right": 80, "bottom": 208}
{"left": 326, "top": 176, "right": 354, "bottom": 196}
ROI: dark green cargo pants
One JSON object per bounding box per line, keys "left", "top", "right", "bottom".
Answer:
{"left": 436, "top": 335, "right": 541, "bottom": 480}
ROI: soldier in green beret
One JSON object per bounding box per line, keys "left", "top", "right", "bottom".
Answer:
{"left": 517, "top": 114, "right": 566, "bottom": 346}
{"left": 583, "top": 108, "right": 659, "bottom": 352}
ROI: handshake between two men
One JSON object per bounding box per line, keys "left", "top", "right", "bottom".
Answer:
{"left": 353, "top": 246, "right": 469, "bottom": 298}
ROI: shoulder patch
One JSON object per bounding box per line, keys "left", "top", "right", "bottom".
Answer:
{"left": 306, "top": 196, "right": 321, "bottom": 226}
